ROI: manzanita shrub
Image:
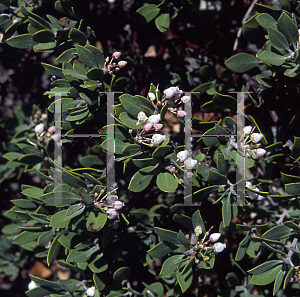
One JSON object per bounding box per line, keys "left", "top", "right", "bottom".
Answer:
{"left": 1, "top": 0, "right": 300, "bottom": 296}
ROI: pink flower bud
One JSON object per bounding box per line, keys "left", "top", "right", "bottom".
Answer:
{"left": 154, "top": 123, "right": 163, "bottom": 131}
{"left": 252, "top": 148, "right": 266, "bottom": 159}
{"left": 177, "top": 110, "right": 187, "bottom": 118}
{"left": 187, "top": 172, "right": 194, "bottom": 178}
{"left": 143, "top": 123, "right": 153, "bottom": 132}
{"left": 213, "top": 242, "right": 226, "bottom": 253}
{"left": 251, "top": 133, "right": 263, "bottom": 143}
{"left": 112, "top": 51, "right": 121, "bottom": 59}
{"left": 113, "top": 200, "right": 124, "bottom": 210}
{"left": 118, "top": 61, "right": 127, "bottom": 68}
{"left": 48, "top": 126, "right": 55, "bottom": 134}
{"left": 181, "top": 96, "right": 190, "bottom": 103}
{"left": 210, "top": 233, "right": 221, "bottom": 242}
{"left": 148, "top": 114, "right": 160, "bottom": 125}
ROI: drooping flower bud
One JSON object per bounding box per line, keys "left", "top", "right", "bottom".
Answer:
{"left": 113, "top": 200, "right": 124, "bottom": 210}
{"left": 252, "top": 148, "right": 266, "bottom": 159}
{"left": 243, "top": 126, "right": 252, "bottom": 135}
{"left": 181, "top": 96, "right": 190, "bottom": 103}
{"left": 112, "top": 51, "right": 121, "bottom": 59}
{"left": 28, "top": 280, "right": 38, "bottom": 290}
{"left": 86, "top": 286, "right": 96, "bottom": 297}
{"left": 177, "top": 150, "right": 189, "bottom": 162}
{"left": 34, "top": 123, "right": 44, "bottom": 134}
{"left": 177, "top": 110, "right": 187, "bottom": 118}
{"left": 154, "top": 123, "right": 163, "bottom": 131}
{"left": 164, "top": 87, "right": 175, "bottom": 98}
{"left": 210, "top": 233, "right": 221, "bottom": 242}
{"left": 245, "top": 181, "right": 252, "bottom": 188}
{"left": 106, "top": 195, "right": 117, "bottom": 204}
{"left": 213, "top": 242, "right": 226, "bottom": 253}
{"left": 148, "top": 114, "right": 160, "bottom": 125}
{"left": 151, "top": 134, "right": 166, "bottom": 146}
{"left": 143, "top": 123, "right": 153, "bottom": 132}
{"left": 48, "top": 126, "right": 55, "bottom": 134}
{"left": 118, "top": 61, "right": 127, "bottom": 68}
{"left": 251, "top": 133, "right": 263, "bottom": 143}
{"left": 148, "top": 92, "right": 156, "bottom": 101}
{"left": 137, "top": 111, "right": 147, "bottom": 121}
{"left": 107, "top": 209, "right": 118, "bottom": 220}
{"left": 187, "top": 172, "right": 194, "bottom": 178}
{"left": 184, "top": 157, "right": 197, "bottom": 170}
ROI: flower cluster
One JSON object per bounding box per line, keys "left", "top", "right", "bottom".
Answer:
{"left": 102, "top": 51, "right": 127, "bottom": 75}
{"left": 177, "top": 149, "right": 197, "bottom": 171}
{"left": 34, "top": 123, "right": 60, "bottom": 143}
{"left": 93, "top": 188, "right": 124, "bottom": 220}
{"left": 183, "top": 226, "right": 226, "bottom": 267}
{"left": 243, "top": 126, "right": 266, "bottom": 159}
{"left": 246, "top": 181, "right": 264, "bottom": 201}
{"left": 131, "top": 111, "right": 165, "bottom": 147}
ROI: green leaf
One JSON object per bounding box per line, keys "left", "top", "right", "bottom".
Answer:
{"left": 222, "top": 193, "right": 231, "bottom": 227}
{"left": 225, "top": 53, "right": 260, "bottom": 73}
{"left": 18, "top": 154, "right": 44, "bottom": 165}
{"left": 85, "top": 45, "right": 105, "bottom": 68}
{"left": 268, "top": 27, "right": 289, "bottom": 51}
{"left": 0, "top": 0, "right": 10, "bottom": 9}
{"left": 75, "top": 44, "right": 97, "bottom": 68}
{"left": 6, "top": 34, "right": 38, "bottom": 49}
{"left": 273, "top": 269, "right": 284, "bottom": 295}
{"left": 291, "top": 136, "right": 300, "bottom": 159}
{"left": 67, "top": 246, "right": 100, "bottom": 262}
{"left": 135, "top": 4, "right": 160, "bottom": 23}
{"left": 64, "top": 69, "right": 87, "bottom": 80}
{"left": 155, "top": 13, "right": 170, "bottom": 32}
{"left": 14, "top": 230, "right": 43, "bottom": 245}
{"left": 283, "top": 266, "right": 294, "bottom": 289}
{"left": 255, "top": 13, "right": 277, "bottom": 29}
{"left": 50, "top": 209, "right": 71, "bottom": 228}
{"left": 119, "top": 94, "right": 143, "bottom": 118}
{"left": 113, "top": 267, "right": 130, "bottom": 281}
{"left": 26, "top": 287, "right": 60, "bottom": 297}
{"left": 177, "top": 262, "right": 193, "bottom": 293}
{"left": 132, "top": 158, "right": 158, "bottom": 168}
{"left": 119, "top": 112, "right": 139, "bottom": 130}
{"left": 160, "top": 255, "right": 183, "bottom": 276}
{"left": 177, "top": 230, "right": 191, "bottom": 250}
{"left": 86, "top": 67, "right": 104, "bottom": 80}
{"left": 58, "top": 279, "right": 78, "bottom": 292}
{"left": 42, "top": 62, "right": 64, "bottom": 77}
{"left": 128, "top": 166, "right": 155, "bottom": 192}
{"left": 155, "top": 227, "right": 179, "bottom": 243}
{"left": 192, "top": 210, "right": 206, "bottom": 235}
{"left": 47, "top": 233, "right": 61, "bottom": 266}
{"left": 208, "top": 170, "right": 227, "bottom": 185}
{"left": 62, "top": 170, "right": 87, "bottom": 189}
{"left": 257, "top": 50, "right": 288, "bottom": 66}
{"left": 249, "top": 264, "right": 283, "bottom": 285}
{"left": 284, "top": 221, "right": 300, "bottom": 233}
{"left": 152, "top": 145, "right": 171, "bottom": 158}
{"left": 148, "top": 241, "right": 179, "bottom": 258}
{"left": 188, "top": 185, "right": 219, "bottom": 202}
{"left": 277, "top": 12, "right": 298, "bottom": 46}
{"left": 37, "top": 231, "right": 53, "bottom": 246}
{"left": 41, "top": 191, "right": 81, "bottom": 205}
{"left": 2, "top": 223, "right": 21, "bottom": 235}
{"left": 11, "top": 199, "right": 36, "bottom": 209}
{"left": 69, "top": 28, "right": 87, "bottom": 44}
{"left": 122, "top": 144, "right": 141, "bottom": 156}
{"left": 33, "top": 41, "right": 56, "bottom": 53}
{"left": 32, "top": 29, "right": 56, "bottom": 43}
{"left": 88, "top": 253, "right": 108, "bottom": 273}
{"left": 217, "top": 153, "right": 228, "bottom": 175}
{"left": 64, "top": 203, "right": 85, "bottom": 221}
{"left": 56, "top": 48, "right": 77, "bottom": 63}
{"left": 156, "top": 171, "right": 178, "bottom": 193}
{"left": 46, "top": 14, "right": 64, "bottom": 30}
{"left": 86, "top": 211, "right": 107, "bottom": 232}
{"left": 212, "top": 93, "right": 237, "bottom": 112}
{"left": 248, "top": 260, "right": 283, "bottom": 275}
{"left": 262, "top": 225, "right": 291, "bottom": 240}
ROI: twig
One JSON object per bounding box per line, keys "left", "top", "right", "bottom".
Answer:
{"left": 233, "top": 0, "right": 259, "bottom": 52}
